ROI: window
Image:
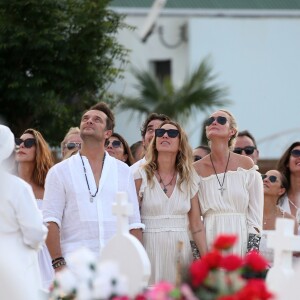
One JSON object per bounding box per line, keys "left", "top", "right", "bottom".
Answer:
{"left": 150, "top": 60, "right": 171, "bottom": 83}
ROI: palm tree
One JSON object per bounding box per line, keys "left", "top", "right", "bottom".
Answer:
{"left": 119, "top": 57, "right": 230, "bottom": 124}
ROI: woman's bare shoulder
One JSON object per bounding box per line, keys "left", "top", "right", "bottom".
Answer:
{"left": 231, "top": 152, "right": 254, "bottom": 170}
{"left": 193, "top": 155, "right": 212, "bottom": 177}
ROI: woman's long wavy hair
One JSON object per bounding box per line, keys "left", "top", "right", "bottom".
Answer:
{"left": 277, "top": 141, "right": 300, "bottom": 192}
{"left": 143, "top": 120, "right": 194, "bottom": 190}
{"left": 22, "top": 128, "right": 54, "bottom": 187}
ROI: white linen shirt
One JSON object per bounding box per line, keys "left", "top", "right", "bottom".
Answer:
{"left": 43, "top": 152, "right": 144, "bottom": 257}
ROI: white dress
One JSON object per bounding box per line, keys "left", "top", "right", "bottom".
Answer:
{"left": 259, "top": 231, "right": 273, "bottom": 267}
{"left": 36, "top": 199, "right": 55, "bottom": 290}
{"left": 198, "top": 166, "right": 263, "bottom": 256}
{"left": 135, "top": 168, "right": 198, "bottom": 285}
{"left": 0, "top": 172, "right": 47, "bottom": 300}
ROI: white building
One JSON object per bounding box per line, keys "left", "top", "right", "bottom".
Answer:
{"left": 110, "top": 0, "right": 300, "bottom": 159}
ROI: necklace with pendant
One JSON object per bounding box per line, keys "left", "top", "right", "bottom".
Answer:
{"left": 210, "top": 152, "right": 231, "bottom": 196}
{"left": 157, "top": 170, "right": 176, "bottom": 194}
{"left": 79, "top": 152, "right": 106, "bottom": 203}
{"left": 263, "top": 206, "right": 284, "bottom": 225}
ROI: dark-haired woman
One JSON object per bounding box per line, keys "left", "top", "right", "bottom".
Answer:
{"left": 105, "top": 132, "right": 134, "bottom": 166}
{"left": 15, "top": 128, "right": 55, "bottom": 290}
{"left": 193, "top": 109, "right": 263, "bottom": 256}
{"left": 277, "top": 142, "right": 300, "bottom": 235}
{"left": 260, "top": 169, "right": 297, "bottom": 266}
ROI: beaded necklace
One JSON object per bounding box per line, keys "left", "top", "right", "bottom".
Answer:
{"left": 79, "top": 152, "right": 106, "bottom": 203}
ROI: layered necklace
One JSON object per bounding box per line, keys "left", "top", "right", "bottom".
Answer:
{"left": 157, "top": 170, "right": 176, "bottom": 194}
{"left": 79, "top": 152, "right": 106, "bottom": 203}
{"left": 210, "top": 152, "right": 231, "bottom": 196}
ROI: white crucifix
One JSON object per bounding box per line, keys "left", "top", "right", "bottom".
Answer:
{"left": 99, "top": 192, "right": 151, "bottom": 297}
{"left": 266, "top": 218, "right": 300, "bottom": 296}
{"left": 112, "top": 191, "right": 134, "bottom": 235}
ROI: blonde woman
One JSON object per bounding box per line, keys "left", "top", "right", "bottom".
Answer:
{"left": 61, "top": 127, "right": 82, "bottom": 160}
{"left": 134, "top": 120, "right": 207, "bottom": 285}
{"left": 15, "top": 128, "right": 54, "bottom": 290}
{"left": 194, "top": 110, "right": 263, "bottom": 256}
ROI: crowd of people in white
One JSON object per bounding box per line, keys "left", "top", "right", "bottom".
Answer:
{"left": 0, "top": 102, "right": 299, "bottom": 299}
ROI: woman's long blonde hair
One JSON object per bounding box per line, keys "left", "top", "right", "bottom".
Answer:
{"left": 143, "top": 120, "right": 194, "bottom": 190}
{"left": 22, "top": 128, "right": 54, "bottom": 187}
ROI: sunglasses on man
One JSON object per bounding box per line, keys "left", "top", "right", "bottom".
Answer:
{"left": 105, "top": 140, "right": 122, "bottom": 148}
{"left": 155, "top": 128, "right": 179, "bottom": 138}
{"left": 65, "top": 142, "right": 81, "bottom": 151}
{"left": 233, "top": 146, "right": 256, "bottom": 155}
{"left": 15, "top": 138, "right": 36, "bottom": 148}
{"left": 205, "top": 116, "right": 227, "bottom": 127}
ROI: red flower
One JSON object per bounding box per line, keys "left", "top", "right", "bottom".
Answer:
{"left": 213, "top": 234, "right": 237, "bottom": 251}
{"left": 189, "top": 259, "right": 210, "bottom": 287}
{"left": 202, "top": 250, "right": 222, "bottom": 269}
{"left": 236, "top": 279, "right": 274, "bottom": 300}
{"left": 217, "top": 296, "right": 237, "bottom": 300}
{"left": 244, "top": 250, "right": 268, "bottom": 272}
{"left": 220, "top": 254, "right": 243, "bottom": 271}
{"left": 134, "top": 294, "right": 147, "bottom": 300}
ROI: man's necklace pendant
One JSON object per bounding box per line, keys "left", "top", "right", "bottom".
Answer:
{"left": 219, "top": 186, "right": 226, "bottom": 196}
{"left": 163, "top": 187, "right": 167, "bottom": 194}
{"left": 90, "top": 196, "right": 94, "bottom": 203}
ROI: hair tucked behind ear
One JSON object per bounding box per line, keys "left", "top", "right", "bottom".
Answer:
{"left": 220, "top": 109, "right": 238, "bottom": 150}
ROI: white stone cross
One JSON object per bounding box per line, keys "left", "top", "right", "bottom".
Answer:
{"left": 112, "top": 191, "right": 134, "bottom": 234}
{"left": 266, "top": 218, "right": 300, "bottom": 297}
{"left": 99, "top": 192, "right": 151, "bottom": 297}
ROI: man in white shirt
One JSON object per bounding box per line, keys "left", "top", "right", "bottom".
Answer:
{"left": 130, "top": 113, "right": 170, "bottom": 174}
{"left": 43, "top": 102, "right": 144, "bottom": 271}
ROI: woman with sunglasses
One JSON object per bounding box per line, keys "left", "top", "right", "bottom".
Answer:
{"left": 105, "top": 133, "right": 134, "bottom": 166}
{"left": 134, "top": 120, "right": 207, "bottom": 285}
{"left": 15, "top": 128, "right": 55, "bottom": 290}
{"left": 277, "top": 141, "right": 300, "bottom": 235}
{"left": 260, "top": 170, "right": 297, "bottom": 266}
{"left": 193, "top": 109, "right": 263, "bottom": 256}
{"left": 61, "top": 127, "right": 82, "bottom": 160}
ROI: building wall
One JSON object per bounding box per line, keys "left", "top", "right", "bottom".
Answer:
{"left": 111, "top": 11, "right": 300, "bottom": 158}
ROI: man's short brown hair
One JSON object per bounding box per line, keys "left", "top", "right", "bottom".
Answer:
{"left": 89, "top": 102, "right": 115, "bottom": 131}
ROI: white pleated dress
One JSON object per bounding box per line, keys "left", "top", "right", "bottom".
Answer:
{"left": 135, "top": 169, "right": 198, "bottom": 285}
{"left": 197, "top": 166, "right": 263, "bottom": 256}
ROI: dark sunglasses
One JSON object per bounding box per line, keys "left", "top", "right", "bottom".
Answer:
{"left": 15, "top": 138, "right": 36, "bottom": 148}
{"left": 155, "top": 128, "right": 180, "bottom": 138}
{"left": 205, "top": 116, "right": 227, "bottom": 127}
{"left": 261, "top": 174, "right": 278, "bottom": 183}
{"left": 233, "top": 146, "right": 256, "bottom": 155}
{"left": 194, "top": 155, "right": 202, "bottom": 162}
{"left": 105, "top": 140, "right": 122, "bottom": 148}
{"left": 291, "top": 149, "right": 300, "bottom": 158}
{"left": 65, "top": 142, "right": 81, "bottom": 150}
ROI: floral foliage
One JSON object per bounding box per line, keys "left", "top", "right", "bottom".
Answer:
{"left": 187, "top": 234, "right": 273, "bottom": 300}
{"left": 49, "top": 235, "right": 273, "bottom": 300}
